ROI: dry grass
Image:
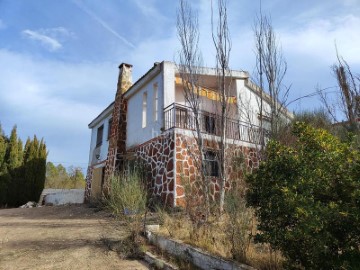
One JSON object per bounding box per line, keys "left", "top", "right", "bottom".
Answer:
{"left": 157, "top": 209, "right": 284, "bottom": 270}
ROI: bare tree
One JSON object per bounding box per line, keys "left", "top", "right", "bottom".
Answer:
{"left": 176, "top": 0, "right": 210, "bottom": 219}
{"left": 253, "top": 11, "right": 290, "bottom": 138}
{"left": 211, "top": 0, "right": 232, "bottom": 213}
{"left": 319, "top": 48, "right": 360, "bottom": 132}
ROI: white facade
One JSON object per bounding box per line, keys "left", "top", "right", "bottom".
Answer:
{"left": 126, "top": 71, "right": 165, "bottom": 148}
{"left": 87, "top": 61, "right": 291, "bottom": 166}
{"left": 88, "top": 103, "right": 114, "bottom": 165}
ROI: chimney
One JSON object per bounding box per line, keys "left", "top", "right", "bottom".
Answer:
{"left": 117, "top": 63, "right": 133, "bottom": 96}
{"left": 103, "top": 63, "right": 132, "bottom": 195}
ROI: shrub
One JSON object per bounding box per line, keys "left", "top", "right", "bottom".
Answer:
{"left": 224, "top": 186, "right": 253, "bottom": 262}
{"left": 246, "top": 122, "right": 360, "bottom": 269}
{"left": 106, "top": 171, "right": 147, "bottom": 240}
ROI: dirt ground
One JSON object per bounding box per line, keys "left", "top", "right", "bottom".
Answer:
{"left": 0, "top": 205, "right": 149, "bottom": 270}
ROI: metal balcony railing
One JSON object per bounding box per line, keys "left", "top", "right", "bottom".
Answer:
{"left": 163, "top": 103, "right": 270, "bottom": 145}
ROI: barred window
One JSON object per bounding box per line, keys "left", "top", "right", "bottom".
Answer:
{"left": 204, "top": 150, "right": 219, "bottom": 177}
{"left": 203, "top": 114, "right": 216, "bottom": 135}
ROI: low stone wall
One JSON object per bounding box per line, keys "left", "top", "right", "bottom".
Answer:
{"left": 146, "top": 231, "right": 255, "bottom": 270}
{"left": 40, "top": 189, "right": 85, "bottom": 205}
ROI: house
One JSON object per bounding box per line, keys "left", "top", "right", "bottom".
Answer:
{"left": 85, "top": 61, "right": 292, "bottom": 206}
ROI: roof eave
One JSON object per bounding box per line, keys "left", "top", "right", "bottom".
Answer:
{"left": 88, "top": 102, "right": 114, "bottom": 128}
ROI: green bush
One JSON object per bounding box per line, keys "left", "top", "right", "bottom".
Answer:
{"left": 246, "top": 122, "right": 360, "bottom": 269}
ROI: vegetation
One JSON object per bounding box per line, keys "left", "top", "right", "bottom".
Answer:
{"left": 105, "top": 171, "right": 147, "bottom": 237}
{"left": 156, "top": 200, "right": 283, "bottom": 270}
{"left": 318, "top": 50, "right": 360, "bottom": 134}
{"left": 293, "top": 109, "right": 333, "bottom": 131}
{"left": 45, "top": 162, "right": 85, "bottom": 189}
{"left": 246, "top": 122, "right": 360, "bottom": 269}
{"left": 252, "top": 8, "right": 290, "bottom": 139}
{"left": 0, "top": 125, "right": 47, "bottom": 207}
{"left": 100, "top": 2, "right": 360, "bottom": 269}
{"left": 170, "top": 1, "right": 287, "bottom": 268}
{"left": 103, "top": 171, "right": 148, "bottom": 259}
{"left": 176, "top": 0, "right": 211, "bottom": 219}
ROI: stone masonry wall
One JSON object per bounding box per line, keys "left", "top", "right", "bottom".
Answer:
{"left": 131, "top": 131, "right": 176, "bottom": 206}
{"left": 174, "top": 132, "right": 259, "bottom": 206}
{"left": 102, "top": 64, "right": 132, "bottom": 196}
{"left": 84, "top": 166, "right": 93, "bottom": 202}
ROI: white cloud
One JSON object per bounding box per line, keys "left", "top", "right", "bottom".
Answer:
{"left": 133, "top": 0, "right": 166, "bottom": 20}
{"left": 280, "top": 14, "right": 360, "bottom": 65}
{"left": 22, "top": 29, "right": 62, "bottom": 51}
{"left": 0, "top": 49, "right": 118, "bottom": 166}
{"left": 21, "top": 27, "right": 75, "bottom": 52}
{"left": 42, "top": 27, "right": 76, "bottom": 39}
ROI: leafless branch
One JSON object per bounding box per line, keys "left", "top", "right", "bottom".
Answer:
{"left": 211, "top": 0, "right": 232, "bottom": 213}
{"left": 252, "top": 11, "right": 290, "bottom": 137}
{"left": 176, "top": 0, "right": 210, "bottom": 219}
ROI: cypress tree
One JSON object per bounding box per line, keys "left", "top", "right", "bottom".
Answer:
{"left": 6, "top": 126, "right": 22, "bottom": 205}
{"left": 8, "top": 126, "right": 20, "bottom": 170}
{"left": 0, "top": 125, "right": 8, "bottom": 205}
{"left": 0, "top": 129, "right": 7, "bottom": 172}
{"left": 0, "top": 124, "right": 6, "bottom": 168}
{"left": 34, "top": 139, "right": 47, "bottom": 201}
{"left": 23, "top": 136, "right": 47, "bottom": 203}
{"left": 17, "top": 139, "right": 23, "bottom": 165}
{"left": 0, "top": 126, "right": 47, "bottom": 206}
{"left": 23, "top": 137, "right": 36, "bottom": 203}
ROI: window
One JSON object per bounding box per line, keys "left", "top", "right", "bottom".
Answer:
{"left": 107, "top": 118, "right": 112, "bottom": 140}
{"left": 204, "top": 150, "right": 219, "bottom": 177}
{"left": 96, "top": 125, "right": 104, "bottom": 147}
{"left": 142, "top": 92, "right": 147, "bottom": 128}
{"left": 153, "top": 83, "right": 158, "bottom": 122}
{"left": 203, "top": 113, "right": 216, "bottom": 134}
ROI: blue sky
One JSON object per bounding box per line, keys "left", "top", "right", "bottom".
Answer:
{"left": 0, "top": 0, "right": 359, "bottom": 171}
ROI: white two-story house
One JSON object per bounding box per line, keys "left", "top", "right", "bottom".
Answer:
{"left": 85, "top": 61, "right": 292, "bottom": 206}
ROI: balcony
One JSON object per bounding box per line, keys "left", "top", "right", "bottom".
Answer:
{"left": 164, "top": 103, "right": 270, "bottom": 145}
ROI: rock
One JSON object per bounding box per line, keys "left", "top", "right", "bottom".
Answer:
{"left": 145, "top": 224, "right": 160, "bottom": 232}
{"left": 19, "top": 201, "right": 38, "bottom": 208}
